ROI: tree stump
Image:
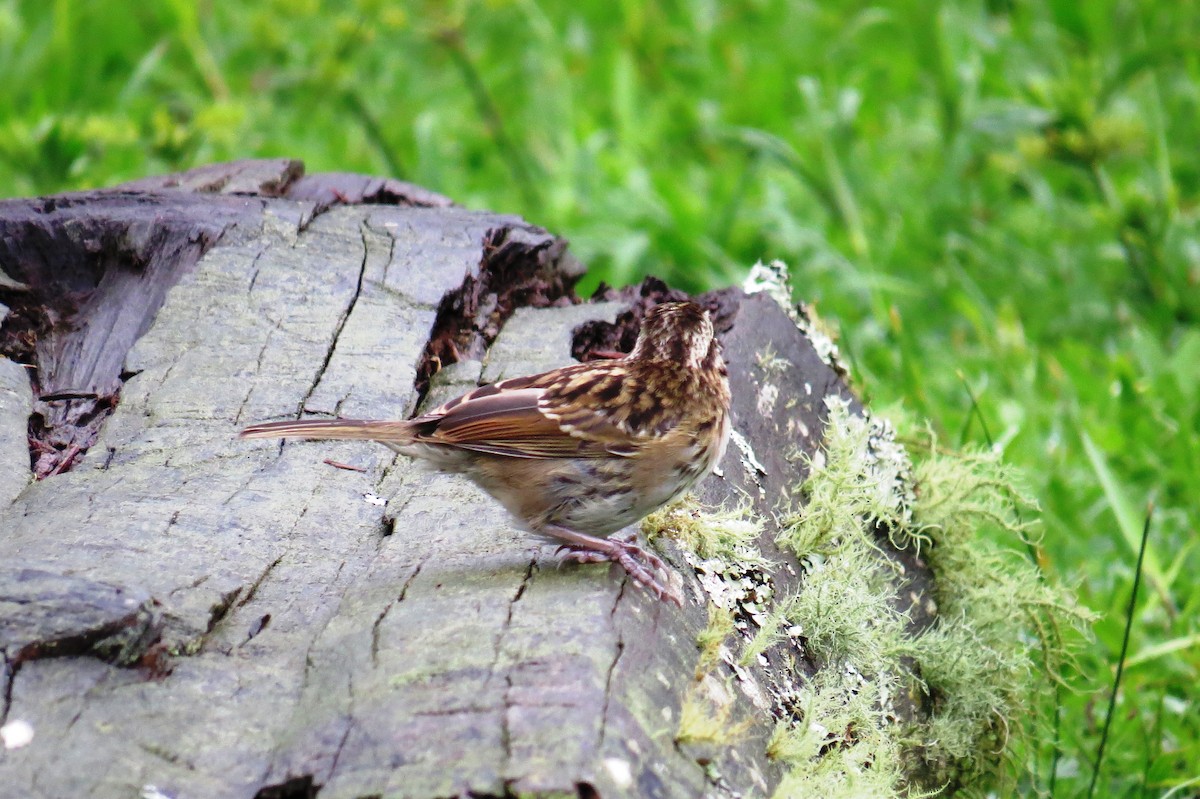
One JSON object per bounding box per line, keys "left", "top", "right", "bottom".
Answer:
{"left": 0, "top": 160, "right": 1042, "bottom": 799}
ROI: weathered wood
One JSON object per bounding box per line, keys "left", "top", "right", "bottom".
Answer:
{"left": 0, "top": 161, "right": 928, "bottom": 798}
{"left": 0, "top": 569, "right": 160, "bottom": 666}
{"left": 0, "top": 357, "right": 31, "bottom": 504}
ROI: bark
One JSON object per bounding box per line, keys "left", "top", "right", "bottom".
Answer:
{"left": 0, "top": 161, "right": 931, "bottom": 799}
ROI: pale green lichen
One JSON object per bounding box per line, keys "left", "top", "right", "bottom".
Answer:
{"left": 646, "top": 498, "right": 771, "bottom": 752}
{"left": 788, "top": 547, "right": 912, "bottom": 676}
{"left": 767, "top": 668, "right": 913, "bottom": 799}
{"left": 649, "top": 395, "right": 1089, "bottom": 797}
{"left": 900, "top": 430, "right": 1093, "bottom": 791}
{"left": 766, "top": 400, "right": 1090, "bottom": 797}
{"left": 696, "top": 603, "right": 737, "bottom": 677}
{"left": 736, "top": 543, "right": 910, "bottom": 673}
{"left": 754, "top": 342, "right": 793, "bottom": 377}
{"left": 743, "top": 259, "right": 849, "bottom": 376}
{"left": 676, "top": 676, "right": 752, "bottom": 747}
{"left": 738, "top": 593, "right": 796, "bottom": 666}
{"left": 644, "top": 498, "right": 765, "bottom": 565}
{"left": 777, "top": 397, "right": 921, "bottom": 558}
{"left": 761, "top": 400, "right": 920, "bottom": 796}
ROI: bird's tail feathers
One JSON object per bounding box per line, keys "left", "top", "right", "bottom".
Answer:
{"left": 239, "top": 418, "right": 417, "bottom": 443}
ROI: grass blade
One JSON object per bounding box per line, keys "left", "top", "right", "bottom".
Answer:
{"left": 1086, "top": 500, "right": 1154, "bottom": 799}
{"left": 1080, "top": 431, "right": 1171, "bottom": 611}
{"left": 1122, "top": 633, "right": 1200, "bottom": 669}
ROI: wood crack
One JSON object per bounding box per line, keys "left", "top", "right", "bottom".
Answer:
{"left": 297, "top": 223, "right": 369, "bottom": 416}
{"left": 496, "top": 558, "right": 537, "bottom": 784}
{"left": 238, "top": 555, "right": 285, "bottom": 609}
{"left": 0, "top": 656, "right": 17, "bottom": 726}
{"left": 597, "top": 577, "right": 629, "bottom": 748}
{"left": 370, "top": 559, "right": 424, "bottom": 667}
{"left": 245, "top": 247, "right": 267, "bottom": 295}
{"left": 0, "top": 193, "right": 244, "bottom": 477}
{"left": 235, "top": 316, "right": 283, "bottom": 425}
{"left": 326, "top": 719, "right": 353, "bottom": 786}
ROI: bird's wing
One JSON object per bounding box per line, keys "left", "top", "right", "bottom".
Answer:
{"left": 415, "top": 366, "right": 647, "bottom": 459}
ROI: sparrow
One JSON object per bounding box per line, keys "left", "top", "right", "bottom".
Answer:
{"left": 240, "top": 301, "right": 731, "bottom": 604}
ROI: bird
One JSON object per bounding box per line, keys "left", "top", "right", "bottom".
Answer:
{"left": 239, "top": 301, "right": 731, "bottom": 604}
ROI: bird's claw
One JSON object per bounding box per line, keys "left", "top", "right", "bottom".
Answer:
{"left": 555, "top": 545, "right": 610, "bottom": 564}
{"left": 555, "top": 536, "right": 681, "bottom": 606}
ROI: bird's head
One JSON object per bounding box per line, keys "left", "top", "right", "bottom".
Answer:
{"left": 630, "top": 301, "right": 720, "bottom": 370}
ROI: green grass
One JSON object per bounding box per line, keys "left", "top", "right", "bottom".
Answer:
{"left": 2, "top": 0, "right": 1197, "bottom": 794}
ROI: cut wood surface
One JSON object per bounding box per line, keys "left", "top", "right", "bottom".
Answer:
{"left": 0, "top": 161, "right": 932, "bottom": 798}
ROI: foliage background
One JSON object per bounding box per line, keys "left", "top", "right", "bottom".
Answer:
{"left": 1, "top": 0, "right": 1196, "bottom": 795}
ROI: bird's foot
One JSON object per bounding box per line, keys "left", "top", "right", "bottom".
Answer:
{"left": 549, "top": 527, "right": 681, "bottom": 606}
{"left": 555, "top": 545, "right": 611, "bottom": 565}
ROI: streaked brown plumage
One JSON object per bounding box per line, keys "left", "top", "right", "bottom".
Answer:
{"left": 240, "top": 301, "right": 731, "bottom": 604}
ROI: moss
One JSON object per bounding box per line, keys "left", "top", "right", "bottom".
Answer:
{"left": 646, "top": 498, "right": 771, "bottom": 754}
{"left": 767, "top": 669, "right": 910, "bottom": 799}
{"left": 901, "top": 431, "right": 1094, "bottom": 791}
{"left": 644, "top": 497, "right": 765, "bottom": 564}
{"left": 788, "top": 547, "right": 912, "bottom": 676}
{"left": 767, "top": 400, "right": 1089, "bottom": 796}
{"left": 650, "top": 397, "right": 1089, "bottom": 797}
{"left": 738, "top": 594, "right": 794, "bottom": 666}
{"left": 777, "top": 397, "right": 921, "bottom": 558}
{"left": 676, "top": 676, "right": 752, "bottom": 746}
{"left": 696, "top": 602, "right": 736, "bottom": 677}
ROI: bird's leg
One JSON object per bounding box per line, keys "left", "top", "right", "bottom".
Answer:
{"left": 544, "top": 524, "right": 681, "bottom": 605}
